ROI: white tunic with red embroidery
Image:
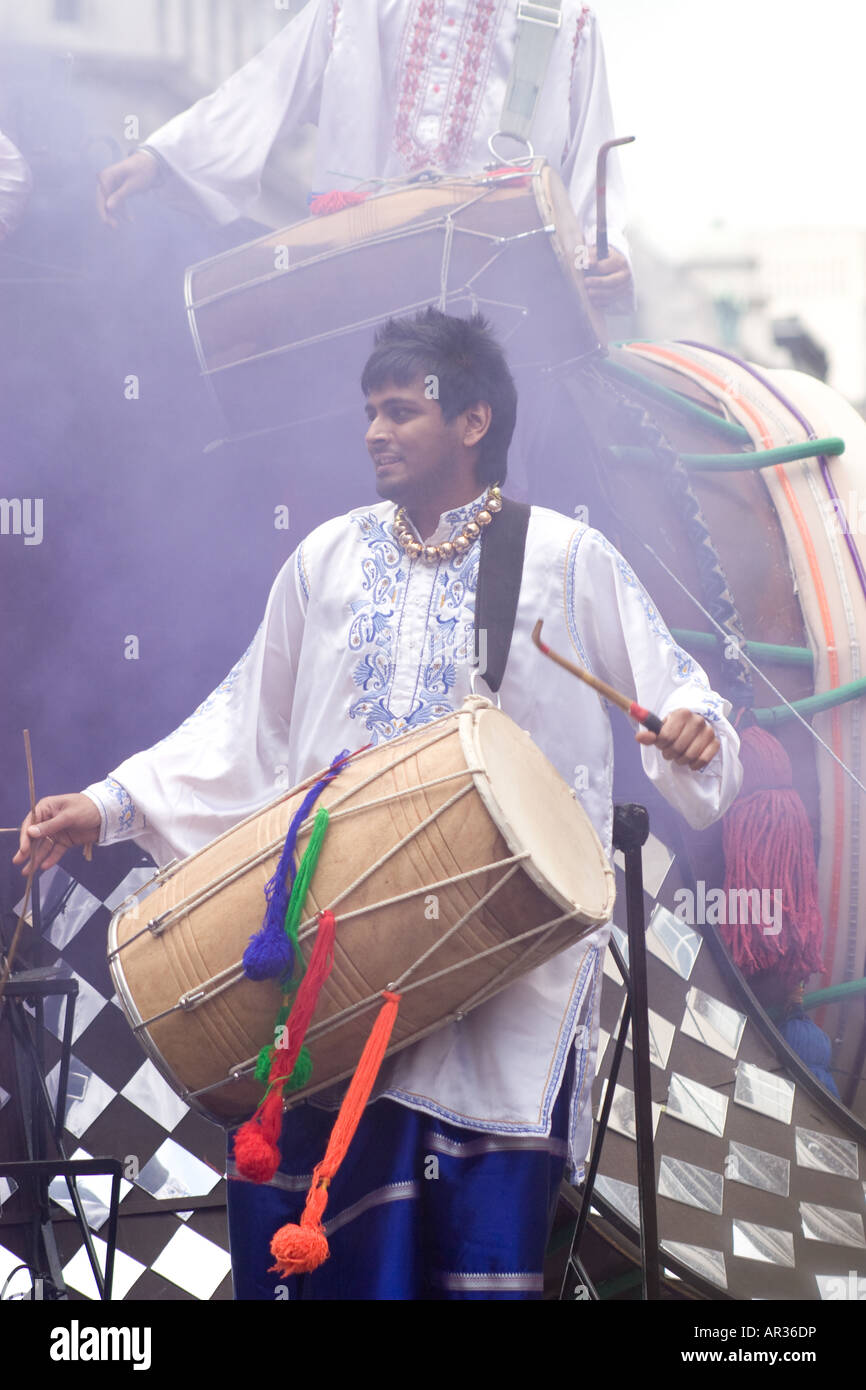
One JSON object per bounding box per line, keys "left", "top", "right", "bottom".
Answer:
{"left": 83, "top": 499, "right": 741, "bottom": 1171}
{"left": 144, "top": 0, "right": 628, "bottom": 256}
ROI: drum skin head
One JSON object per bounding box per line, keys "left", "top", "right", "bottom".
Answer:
{"left": 462, "top": 701, "right": 615, "bottom": 925}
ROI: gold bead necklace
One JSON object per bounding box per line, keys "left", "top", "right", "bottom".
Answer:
{"left": 393, "top": 485, "right": 503, "bottom": 563}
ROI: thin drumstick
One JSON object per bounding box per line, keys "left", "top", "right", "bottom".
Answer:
{"left": 531, "top": 619, "right": 663, "bottom": 735}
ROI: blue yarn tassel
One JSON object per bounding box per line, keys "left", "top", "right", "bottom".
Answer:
{"left": 242, "top": 750, "right": 350, "bottom": 982}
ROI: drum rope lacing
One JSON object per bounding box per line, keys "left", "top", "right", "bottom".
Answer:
{"left": 187, "top": 898, "right": 583, "bottom": 1099}
{"left": 111, "top": 735, "right": 470, "bottom": 951}
{"left": 129, "top": 777, "right": 488, "bottom": 1031}
{"left": 195, "top": 180, "right": 556, "bottom": 371}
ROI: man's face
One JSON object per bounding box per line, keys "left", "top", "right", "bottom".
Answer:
{"left": 364, "top": 374, "right": 472, "bottom": 508}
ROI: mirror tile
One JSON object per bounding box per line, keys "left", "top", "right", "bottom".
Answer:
{"left": 625, "top": 1008, "right": 676, "bottom": 1070}
{"left": 732, "top": 1220, "right": 795, "bottom": 1266}
{"left": 594, "top": 1175, "right": 641, "bottom": 1227}
{"left": 48, "top": 1146, "right": 132, "bottom": 1233}
{"left": 44, "top": 873, "right": 102, "bottom": 950}
{"left": 666, "top": 1073, "right": 728, "bottom": 1137}
{"left": 795, "top": 1127, "right": 859, "bottom": 1179}
{"left": 43, "top": 971, "right": 107, "bottom": 1045}
{"left": 135, "top": 1137, "right": 221, "bottom": 1202}
{"left": 726, "top": 1141, "right": 790, "bottom": 1197}
{"left": 658, "top": 1156, "right": 724, "bottom": 1214}
{"left": 680, "top": 988, "right": 746, "bottom": 1060}
{"left": 596, "top": 1081, "right": 661, "bottom": 1141}
{"left": 47, "top": 1057, "right": 116, "bottom": 1139}
{"left": 800, "top": 1202, "right": 866, "bottom": 1248}
{"left": 151, "top": 1225, "right": 232, "bottom": 1300}
{"left": 733, "top": 1062, "right": 794, "bottom": 1124}
{"left": 121, "top": 1060, "right": 188, "bottom": 1132}
{"left": 647, "top": 905, "right": 702, "bottom": 980}
{"left": 0, "top": 1177, "right": 19, "bottom": 1210}
{"left": 660, "top": 1240, "right": 727, "bottom": 1290}
{"left": 62, "top": 1235, "right": 145, "bottom": 1301}
{"left": 0, "top": 1242, "right": 32, "bottom": 1299}
{"left": 642, "top": 833, "right": 676, "bottom": 898}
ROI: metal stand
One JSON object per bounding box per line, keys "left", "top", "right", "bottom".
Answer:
{"left": 0, "top": 967, "right": 121, "bottom": 1299}
{"left": 560, "top": 803, "right": 660, "bottom": 1300}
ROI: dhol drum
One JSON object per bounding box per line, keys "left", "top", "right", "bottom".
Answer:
{"left": 185, "top": 158, "right": 600, "bottom": 444}
{"left": 108, "top": 697, "right": 614, "bottom": 1125}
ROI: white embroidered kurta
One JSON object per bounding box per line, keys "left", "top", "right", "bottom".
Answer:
{"left": 143, "top": 0, "right": 628, "bottom": 257}
{"left": 0, "top": 130, "right": 32, "bottom": 238}
{"left": 85, "top": 497, "right": 741, "bottom": 1171}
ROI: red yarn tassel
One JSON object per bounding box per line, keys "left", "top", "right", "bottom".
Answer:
{"left": 309, "top": 190, "right": 371, "bottom": 217}
{"left": 721, "top": 726, "right": 824, "bottom": 981}
{"left": 233, "top": 911, "right": 337, "bottom": 1184}
{"left": 269, "top": 991, "right": 402, "bottom": 1278}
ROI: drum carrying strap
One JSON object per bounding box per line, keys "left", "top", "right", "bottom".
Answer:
{"left": 499, "top": 2, "right": 564, "bottom": 143}
{"left": 474, "top": 497, "right": 531, "bottom": 693}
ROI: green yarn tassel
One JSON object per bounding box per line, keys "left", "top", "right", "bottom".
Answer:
{"left": 285, "top": 1045, "right": 313, "bottom": 1091}
{"left": 282, "top": 807, "right": 330, "bottom": 951}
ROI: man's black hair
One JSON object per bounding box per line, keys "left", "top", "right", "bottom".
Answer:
{"left": 360, "top": 307, "right": 517, "bottom": 485}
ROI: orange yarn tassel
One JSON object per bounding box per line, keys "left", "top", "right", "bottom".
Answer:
{"left": 269, "top": 990, "right": 402, "bottom": 1278}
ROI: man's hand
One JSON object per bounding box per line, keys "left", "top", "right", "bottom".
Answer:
{"left": 635, "top": 709, "right": 720, "bottom": 771}
{"left": 584, "top": 245, "right": 632, "bottom": 308}
{"left": 97, "top": 151, "right": 161, "bottom": 229}
{"left": 13, "top": 795, "right": 101, "bottom": 876}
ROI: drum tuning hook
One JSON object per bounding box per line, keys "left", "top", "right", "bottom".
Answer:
{"left": 470, "top": 664, "right": 502, "bottom": 708}
{"left": 486, "top": 130, "right": 535, "bottom": 167}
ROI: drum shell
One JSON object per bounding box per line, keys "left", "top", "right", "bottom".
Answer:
{"left": 108, "top": 701, "right": 613, "bottom": 1124}
{"left": 185, "top": 161, "right": 601, "bottom": 443}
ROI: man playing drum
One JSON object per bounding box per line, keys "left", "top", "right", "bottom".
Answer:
{"left": 16, "top": 308, "right": 740, "bottom": 1299}
{"left": 95, "top": 0, "right": 632, "bottom": 309}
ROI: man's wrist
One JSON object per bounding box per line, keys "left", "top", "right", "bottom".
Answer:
{"left": 136, "top": 144, "right": 168, "bottom": 187}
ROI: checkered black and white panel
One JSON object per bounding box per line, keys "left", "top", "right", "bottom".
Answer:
{"left": 1, "top": 849, "right": 234, "bottom": 1302}
{"left": 586, "top": 832, "right": 866, "bottom": 1302}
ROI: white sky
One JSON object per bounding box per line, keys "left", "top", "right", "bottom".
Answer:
{"left": 593, "top": 0, "right": 866, "bottom": 254}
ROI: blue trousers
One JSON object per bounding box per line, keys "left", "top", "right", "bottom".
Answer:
{"left": 227, "top": 1058, "right": 573, "bottom": 1301}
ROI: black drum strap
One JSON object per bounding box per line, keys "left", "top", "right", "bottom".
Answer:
{"left": 474, "top": 497, "right": 531, "bottom": 694}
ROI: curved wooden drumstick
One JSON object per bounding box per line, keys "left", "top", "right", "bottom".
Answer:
{"left": 531, "top": 620, "right": 663, "bottom": 735}
{"left": 595, "top": 135, "right": 635, "bottom": 262}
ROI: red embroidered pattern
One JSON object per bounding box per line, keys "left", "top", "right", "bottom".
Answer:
{"left": 393, "top": 0, "right": 504, "bottom": 173}
{"left": 562, "top": 4, "right": 591, "bottom": 162}
{"left": 328, "top": 0, "right": 341, "bottom": 48}
{"left": 443, "top": 0, "right": 498, "bottom": 165}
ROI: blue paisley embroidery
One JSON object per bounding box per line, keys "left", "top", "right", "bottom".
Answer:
{"left": 346, "top": 507, "right": 482, "bottom": 743}
{"left": 105, "top": 775, "right": 138, "bottom": 832}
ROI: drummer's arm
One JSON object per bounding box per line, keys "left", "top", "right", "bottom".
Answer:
{"left": 561, "top": 11, "right": 634, "bottom": 311}
{"left": 572, "top": 528, "right": 742, "bottom": 827}
{"left": 101, "top": 0, "right": 332, "bottom": 227}
{"left": 15, "top": 545, "right": 308, "bottom": 873}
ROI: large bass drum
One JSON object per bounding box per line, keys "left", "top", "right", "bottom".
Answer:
{"left": 108, "top": 697, "right": 614, "bottom": 1124}
{"left": 185, "top": 159, "right": 601, "bottom": 444}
